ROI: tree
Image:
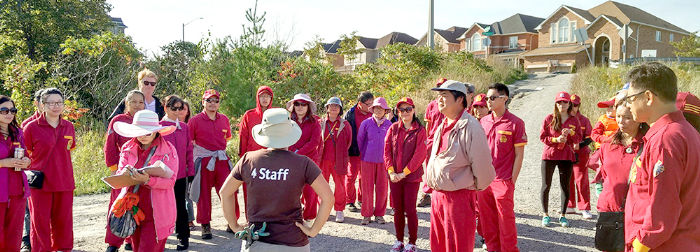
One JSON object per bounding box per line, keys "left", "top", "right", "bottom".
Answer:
{"left": 147, "top": 40, "right": 205, "bottom": 108}
{"left": 337, "top": 31, "right": 364, "bottom": 62}
{"left": 671, "top": 32, "right": 700, "bottom": 58}
{"left": 303, "top": 35, "right": 326, "bottom": 62}
{"left": 0, "top": 0, "right": 112, "bottom": 61}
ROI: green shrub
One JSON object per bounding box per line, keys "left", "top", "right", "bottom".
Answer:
{"left": 72, "top": 122, "right": 110, "bottom": 195}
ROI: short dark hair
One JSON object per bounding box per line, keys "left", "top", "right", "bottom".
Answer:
{"left": 488, "top": 83, "right": 510, "bottom": 97}
{"left": 449, "top": 90, "right": 468, "bottom": 108}
{"left": 34, "top": 89, "right": 45, "bottom": 103}
{"left": 358, "top": 91, "right": 374, "bottom": 103}
{"left": 626, "top": 62, "right": 677, "bottom": 102}
{"left": 40, "top": 88, "right": 64, "bottom": 103}
{"left": 164, "top": 95, "right": 184, "bottom": 109}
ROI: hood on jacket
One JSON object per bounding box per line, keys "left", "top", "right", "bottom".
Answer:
{"left": 256, "top": 86, "right": 274, "bottom": 114}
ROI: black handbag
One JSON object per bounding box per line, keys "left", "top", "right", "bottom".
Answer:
{"left": 595, "top": 211, "right": 625, "bottom": 251}
{"left": 24, "top": 170, "right": 44, "bottom": 189}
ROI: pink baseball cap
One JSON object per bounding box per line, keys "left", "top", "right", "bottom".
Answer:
{"left": 555, "top": 91, "right": 571, "bottom": 103}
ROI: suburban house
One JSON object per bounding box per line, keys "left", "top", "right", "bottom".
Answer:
{"left": 415, "top": 26, "right": 468, "bottom": 52}
{"left": 110, "top": 17, "right": 127, "bottom": 34}
{"left": 375, "top": 32, "right": 419, "bottom": 49}
{"left": 342, "top": 36, "right": 380, "bottom": 71}
{"left": 321, "top": 40, "right": 344, "bottom": 67}
{"left": 457, "top": 14, "right": 545, "bottom": 67}
{"left": 521, "top": 1, "right": 691, "bottom": 73}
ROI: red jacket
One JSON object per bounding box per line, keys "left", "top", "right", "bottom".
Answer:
{"left": 596, "top": 133, "right": 643, "bottom": 212}
{"left": 238, "top": 86, "right": 274, "bottom": 157}
{"left": 21, "top": 111, "right": 40, "bottom": 130}
{"left": 161, "top": 119, "right": 194, "bottom": 179}
{"left": 384, "top": 120, "right": 427, "bottom": 183}
{"left": 317, "top": 117, "right": 351, "bottom": 175}
{"left": 625, "top": 111, "right": 700, "bottom": 250}
{"left": 540, "top": 114, "right": 581, "bottom": 161}
{"left": 104, "top": 113, "right": 134, "bottom": 171}
{"left": 289, "top": 115, "right": 321, "bottom": 163}
{"left": 573, "top": 112, "right": 593, "bottom": 155}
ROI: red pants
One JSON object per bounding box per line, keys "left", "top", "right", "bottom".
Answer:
{"left": 29, "top": 190, "right": 73, "bottom": 252}
{"left": 0, "top": 196, "right": 26, "bottom": 251}
{"left": 321, "top": 160, "right": 347, "bottom": 211}
{"left": 430, "top": 189, "right": 476, "bottom": 252}
{"left": 130, "top": 219, "right": 166, "bottom": 252}
{"left": 196, "top": 159, "right": 237, "bottom": 225}
{"left": 568, "top": 151, "right": 591, "bottom": 210}
{"left": 477, "top": 180, "right": 519, "bottom": 252}
{"left": 390, "top": 181, "right": 419, "bottom": 244}
{"left": 301, "top": 185, "right": 318, "bottom": 220}
{"left": 105, "top": 188, "right": 131, "bottom": 247}
{"left": 345, "top": 156, "right": 362, "bottom": 204}
{"left": 360, "top": 161, "right": 388, "bottom": 217}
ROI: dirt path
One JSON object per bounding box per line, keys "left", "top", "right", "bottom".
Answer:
{"left": 73, "top": 73, "right": 598, "bottom": 251}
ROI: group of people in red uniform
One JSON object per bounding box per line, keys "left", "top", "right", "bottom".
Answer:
{"left": 0, "top": 62, "right": 698, "bottom": 252}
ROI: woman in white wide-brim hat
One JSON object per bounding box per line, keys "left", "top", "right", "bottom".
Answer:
{"left": 285, "top": 94, "right": 323, "bottom": 220}
{"left": 220, "top": 108, "right": 333, "bottom": 252}
{"left": 110, "top": 110, "right": 179, "bottom": 252}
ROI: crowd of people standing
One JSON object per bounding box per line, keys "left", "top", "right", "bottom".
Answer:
{"left": 0, "top": 62, "right": 698, "bottom": 252}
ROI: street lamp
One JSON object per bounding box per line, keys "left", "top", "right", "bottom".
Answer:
{"left": 182, "top": 17, "right": 204, "bottom": 41}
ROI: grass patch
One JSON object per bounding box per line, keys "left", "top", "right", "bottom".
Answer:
{"left": 72, "top": 123, "right": 110, "bottom": 196}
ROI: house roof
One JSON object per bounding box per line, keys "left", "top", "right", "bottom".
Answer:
{"left": 322, "top": 40, "right": 342, "bottom": 54}
{"left": 434, "top": 26, "right": 468, "bottom": 43}
{"left": 565, "top": 5, "right": 596, "bottom": 22}
{"left": 492, "top": 13, "right": 545, "bottom": 34}
{"left": 110, "top": 17, "right": 127, "bottom": 28}
{"left": 375, "top": 32, "right": 419, "bottom": 48}
{"left": 357, "top": 36, "right": 378, "bottom": 49}
{"left": 588, "top": 1, "right": 690, "bottom": 34}
{"left": 589, "top": 14, "right": 623, "bottom": 29}
{"left": 521, "top": 44, "right": 590, "bottom": 57}
{"left": 458, "top": 23, "right": 491, "bottom": 40}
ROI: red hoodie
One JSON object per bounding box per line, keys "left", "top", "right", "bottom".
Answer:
{"left": 238, "top": 86, "right": 274, "bottom": 157}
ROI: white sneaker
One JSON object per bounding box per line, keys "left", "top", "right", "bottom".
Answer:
{"left": 565, "top": 207, "right": 577, "bottom": 214}
{"left": 581, "top": 210, "right": 594, "bottom": 219}
{"left": 390, "top": 241, "right": 404, "bottom": 252}
{"left": 404, "top": 243, "right": 417, "bottom": 252}
{"left": 335, "top": 211, "right": 345, "bottom": 223}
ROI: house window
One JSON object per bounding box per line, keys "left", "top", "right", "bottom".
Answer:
{"left": 471, "top": 33, "right": 481, "bottom": 51}
{"left": 550, "top": 24, "right": 557, "bottom": 43}
{"left": 655, "top": 31, "right": 661, "bottom": 42}
{"left": 570, "top": 21, "right": 577, "bottom": 42}
{"left": 509, "top": 36, "right": 518, "bottom": 49}
{"left": 558, "top": 18, "right": 570, "bottom": 43}
{"left": 465, "top": 38, "right": 471, "bottom": 51}
{"left": 670, "top": 33, "right": 674, "bottom": 42}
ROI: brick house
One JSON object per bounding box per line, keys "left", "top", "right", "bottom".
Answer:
{"left": 415, "top": 26, "right": 468, "bottom": 52}
{"left": 521, "top": 1, "right": 691, "bottom": 73}
{"left": 456, "top": 14, "right": 544, "bottom": 67}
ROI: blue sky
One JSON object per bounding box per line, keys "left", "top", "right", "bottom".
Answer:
{"left": 107, "top": 0, "right": 699, "bottom": 55}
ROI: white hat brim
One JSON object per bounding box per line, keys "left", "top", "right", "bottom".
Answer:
{"left": 114, "top": 122, "right": 176, "bottom": 138}
{"left": 286, "top": 100, "right": 317, "bottom": 115}
{"left": 251, "top": 121, "right": 302, "bottom": 149}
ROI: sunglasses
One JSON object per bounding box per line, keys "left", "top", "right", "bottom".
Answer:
{"left": 142, "top": 81, "right": 157, "bottom": 86}
{"left": 169, "top": 106, "right": 184, "bottom": 111}
{"left": 487, "top": 95, "right": 506, "bottom": 101}
{"left": 204, "top": 98, "right": 219, "bottom": 103}
{"left": 556, "top": 101, "right": 570, "bottom": 104}
{"left": 397, "top": 107, "right": 414, "bottom": 113}
{"left": 0, "top": 107, "right": 18, "bottom": 115}
{"left": 294, "top": 102, "right": 309, "bottom": 107}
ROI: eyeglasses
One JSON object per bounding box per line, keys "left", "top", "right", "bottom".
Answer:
{"left": 363, "top": 101, "right": 373, "bottom": 107}
{"left": 294, "top": 102, "right": 308, "bottom": 107}
{"left": 43, "top": 101, "right": 64, "bottom": 107}
{"left": 169, "top": 106, "right": 184, "bottom": 111}
{"left": 487, "top": 95, "right": 507, "bottom": 101}
{"left": 142, "top": 81, "right": 157, "bottom": 87}
{"left": 204, "top": 98, "right": 219, "bottom": 104}
{"left": 398, "top": 107, "right": 414, "bottom": 113}
{"left": 0, "top": 107, "right": 18, "bottom": 115}
{"left": 620, "top": 90, "right": 647, "bottom": 106}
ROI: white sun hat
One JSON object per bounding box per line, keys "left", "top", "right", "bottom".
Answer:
{"left": 252, "top": 108, "right": 302, "bottom": 149}
{"left": 114, "top": 110, "right": 176, "bottom": 138}
{"left": 286, "top": 93, "right": 317, "bottom": 115}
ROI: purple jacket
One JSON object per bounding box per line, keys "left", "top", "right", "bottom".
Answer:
{"left": 161, "top": 119, "right": 195, "bottom": 179}
{"left": 357, "top": 117, "right": 392, "bottom": 163}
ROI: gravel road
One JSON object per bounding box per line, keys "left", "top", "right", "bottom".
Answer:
{"left": 72, "top": 73, "right": 598, "bottom": 252}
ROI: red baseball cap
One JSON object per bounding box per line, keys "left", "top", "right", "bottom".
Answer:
{"left": 597, "top": 98, "right": 615, "bottom": 108}
{"left": 676, "top": 92, "right": 700, "bottom": 117}
{"left": 570, "top": 94, "right": 581, "bottom": 105}
{"left": 472, "top": 93, "right": 487, "bottom": 107}
{"left": 396, "top": 97, "right": 415, "bottom": 108}
{"left": 555, "top": 91, "right": 571, "bottom": 103}
{"left": 202, "top": 89, "right": 220, "bottom": 100}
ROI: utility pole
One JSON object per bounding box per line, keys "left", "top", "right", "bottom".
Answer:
{"left": 182, "top": 17, "right": 204, "bottom": 42}
{"left": 428, "top": 0, "right": 434, "bottom": 50}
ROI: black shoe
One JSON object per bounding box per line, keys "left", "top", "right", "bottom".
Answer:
{"left": 176, "top": 238, "right": 190, "bottom": 251}
{"left": 347, "top": 203, "right": 359, "bottom": 212}
{"left": 417, "top": 194, "right": 431, "bottom": 207}
{"left": 124, "top": 243, "right": 133, "bottom": 251}
{"left": 202, "top": 224, "right": 213, "bottom": 240}
{"left": 106, "top": 246, "right": 119, "bottom": 252}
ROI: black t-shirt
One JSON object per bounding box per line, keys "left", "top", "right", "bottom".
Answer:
{"left": 232, "top": 149, "right": 322, "bottom": 247}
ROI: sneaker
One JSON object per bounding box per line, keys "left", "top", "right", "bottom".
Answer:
{"left": 189, "top": 221, "right": 196, "bottom": 231}
{"left": 335, "top": 211, "right": 345, "bottom": 223}
{"left": 404, "top": 243, "right": 417, "bottom": 252}
{"left": 390, "top": 240, "right": 404, "bottom": 252}
{"left": 565, "top": 207, "right": 577, "bottom": 214}
{"left": 20, "top": 243, "right": 30, "bottom": 252}
{"left": 375, "top": 216, "right": 386, "bottom": 224}
{"left": 124, "top": 243, "right": 132, "bottom": 251}
{"left": 361, "top": 217, "right": 372, "bottom": 225}
{"left": 106, "top": 246, "right": 118, "bottom": 252}
{"left": 386, "top": 208, "right": 394, "bottom": 216}
{"left": 541, "top": 216, "right": 551, "bottom": 227}
{"left": 560, "top": 216, "right": 570, "bottom": 227}
{"left": 581, "top": 210, "right": 594, "bottom": 219}
{"left": 176, "top": 238, "right": 189, "bottom": 251}
{"left": 202, "top": 223, "right": 213, "bottom": 240}
{"left": 417, "top": 194, "right": 431, "bottom": 207}
{"left": 347, "top": 203, "right": 360, "bottom": 213}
